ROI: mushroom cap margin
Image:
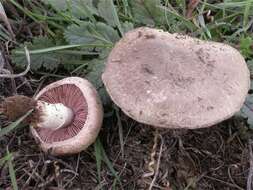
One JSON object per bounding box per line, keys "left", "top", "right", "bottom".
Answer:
{"left": 30, "top": 77, "right": 103, "bottom": 155}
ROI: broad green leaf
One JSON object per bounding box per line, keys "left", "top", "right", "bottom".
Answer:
{"left": 85, "top": 58, "right": 110, "bottom": 105}
{"left": 130, "top": 0, "right": 155, "bottom": 25}
{"left": 11, "top": 37, "right": 82, "bottom": 71}
{"left": 98, "top": 0, "right": 123, "bottom": 35}
{"left": 43, "top": 0, "right": 98, "bottom": 18}
{"left": 97, "top": 87, "right": 111, "bottom": 106}
{"left": 129, "top": 0, "right": 165, "bottom": 26}
{"left": 240, "top": 36, "right": 253, "bottom": 58}
{"left": 96, "top": 22, "right": 120, "bottom": 43}
{"left": 64, "top": 21, "right": 119, "bottom": 45}
{"left": 122, "top": 22, "right": 134, "bottom": 33}
{"left": 97, "top": 45, "right": 111, "bottom": 59}
{"left": 129, "top": 0, "right": 195, "bottom": 31}
{"left": 86, "top": 59, "right": 104, "bottom": 89}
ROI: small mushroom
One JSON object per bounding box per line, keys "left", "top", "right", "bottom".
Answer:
{"left": 102, "top": 27, "right": 250, "bottom": 129}
{"left": 1, "top": 77, "right": 103, "bottom": 155}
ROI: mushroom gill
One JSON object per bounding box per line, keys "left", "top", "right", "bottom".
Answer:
{"left": 35, "top": 84, "right": 88, "bottom": 143}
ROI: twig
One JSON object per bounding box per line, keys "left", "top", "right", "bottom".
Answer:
{"left": 204, "top": 175, "right": 244, "bottom": 190}
{"left": 143, "top": 129, "right": 159, "bottom": 178}
{"left": 0, "top": 44, "right": 17, "bottom": 94}
{"left": 38, "top": 175, "right": 55, "bottom": 188}
{"left": 113, "top": 121, "right": 134, "bottom": 164}
{"left": 63, "top": 153, "right": 80, "bottom": 188}
{"left": 149, "top": 134, "right": 164, "bottom": 190}
{"left": 228, "top": 165, "right": 244, "bottom": 190}
{"left": 247, "top": 139, "right": 253, "bottom": 190}
{"left": 22, "top": 168, "right": 45, "bottom": 183}
{"left": 0, "top": 2, "right": 16, "bottom": 41}
{"left": 60, "top": 169, "right": 79, "bottom": 176}
{"left": 0, "top": 46, "right": 30, "bottom": 78}
{"left": 48, "top": 155, "right": 74, "bottom": 170}
{"left": 23, "top": 158, "right": 42, "bottom": 187}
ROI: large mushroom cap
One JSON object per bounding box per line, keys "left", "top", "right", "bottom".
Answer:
{"left": 102, "top": 27, "right": 250, "bottom": 129}
{"left": 30, "top": 77, "right": 103, "bottom": 155}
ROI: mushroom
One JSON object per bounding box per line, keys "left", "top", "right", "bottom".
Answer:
{"left": 1, "top": 77, "right": 103, "bottom": 155}
{"left": 102, "top": 27, "right": 250, "bottom": 129}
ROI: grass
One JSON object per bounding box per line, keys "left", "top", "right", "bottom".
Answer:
{"left": 0, "top": 109, "right": 32, "bottom": 190}
{"left": 0, "top": 109, "right": 33, "bottom": 138}
{"left": 7, "top": 149, "right": 18, "bottom": 190}
{"left": 0, "top": 151, "right": 17, "bottom": 190}
{"left": 0, "top": 0, "right": 253, "bottom": 189}
{"left": 13, "top": 43, "right": 111, "bottom": 54}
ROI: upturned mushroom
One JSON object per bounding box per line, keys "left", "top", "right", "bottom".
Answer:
{"left": 102, "top": 27, "right": 250, "bottom": 129}
{"left": 1, "top": 77, "right": 103, "bottom": 155}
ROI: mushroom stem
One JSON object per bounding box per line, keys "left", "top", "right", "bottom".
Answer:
{"left": 36, "top": 101, "right": 74, "bottom": 130}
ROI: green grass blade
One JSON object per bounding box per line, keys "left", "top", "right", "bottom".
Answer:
{"left": 0, "top": 152, "right": 12, "bottom": 166}
{"left": 9, "top": 0, "right": 37, "bottom": 21}
{"left": 198, "top": 14, "right": 212, "bottom": 39}
{"left": 13, "top": 43, "right": 111, "bottom": 55}
{"left": 243, "top": 1, "right": 253, "bottom": 30}
{"left": 112, "top": 179, "right": 117, "bottom": 190}
{"left": 217, "top": 1, "right": 253, "bottom": 8}
{"left": 115, "top": 107, "right": 124, "bottom": 158}
{"left": 13, "top": 44, "right": 84, "bottom": 54}
{"left": 0, "top": 109, "right": 33, "bottom": 138}
{"left": 101, "top": 144, "right": 121, "bottom": 186}
{"left": 121, "top": 0, "right": 131, "bottom": 17}
{"left": 96, "top": 138, "right": 122, "bottom": 187}
{"left": 7, "top": 149, "right": 18, "bottom": 190}
{"left": 102, "top": 154, "right": 121, "bottom": 187}
{"left": 158, "top": 5, "right": 197, "bottom": 31}
{"left": 99, "top": 0, "right": 124, "bottom": 36}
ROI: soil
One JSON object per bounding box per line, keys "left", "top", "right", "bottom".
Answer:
{"left": 0, "top": 77, "right": 252, "bottom": 190}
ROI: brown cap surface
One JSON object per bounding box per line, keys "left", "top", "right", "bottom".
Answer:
{"left": 30, "top": 77, "right": 103, "bottom": 155}
{"left": 102, "top": 27, "right": 250, "bottom": 129}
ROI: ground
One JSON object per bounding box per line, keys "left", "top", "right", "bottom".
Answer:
{"left": 0, "top": 0, "right": 253, "bottom": 190}
{"left": 1, "top": 101, "right": 251, "bottom": 189}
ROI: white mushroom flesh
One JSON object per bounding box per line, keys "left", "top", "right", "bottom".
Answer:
{"left": 36, "top": 101, "right": 74, "bottom": 130}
